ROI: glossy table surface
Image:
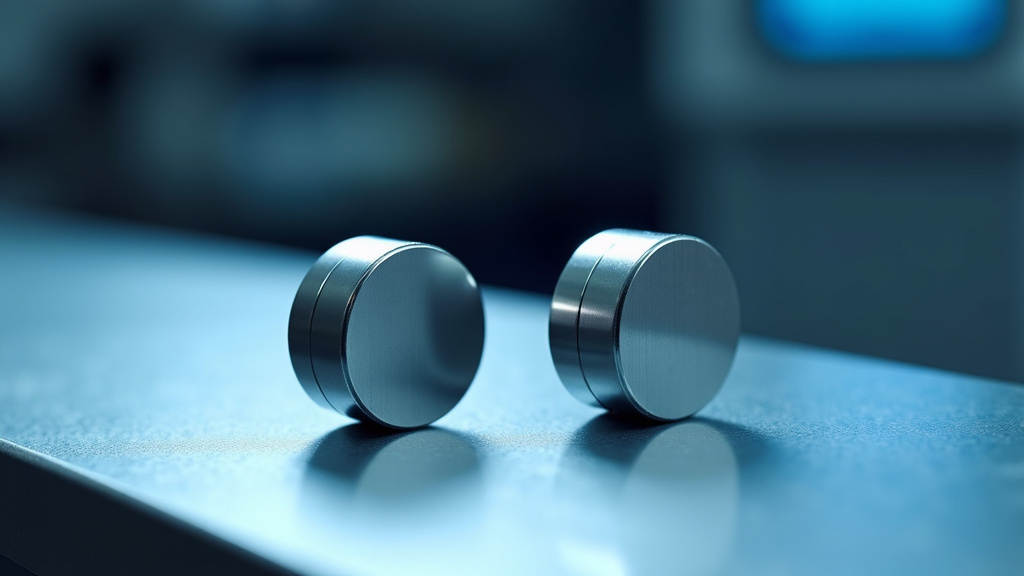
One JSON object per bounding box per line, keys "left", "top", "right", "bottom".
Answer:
{"left": 1, "top": 204, "right": 1023, "bottom": 576}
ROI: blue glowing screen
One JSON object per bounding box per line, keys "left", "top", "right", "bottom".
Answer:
{"left": 758, "top": 0, "right": 1006, "bottom": 61}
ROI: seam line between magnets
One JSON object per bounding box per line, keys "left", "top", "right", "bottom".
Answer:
{"left": 307, "top": 255, "right": 350, "bottom": 415}
{"left": 576, "top": 241, "right": 616, "bottom": 412}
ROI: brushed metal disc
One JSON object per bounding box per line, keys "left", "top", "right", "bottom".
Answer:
{"left": 292, "top": 237, "right": 484, "bottom": 429}
{"left": 548, "top": 229, "right": 740, "bottom": 421}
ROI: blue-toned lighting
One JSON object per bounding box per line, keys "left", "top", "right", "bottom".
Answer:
{"left": 758, "top": 0, "right": 1006, "bottom": 61}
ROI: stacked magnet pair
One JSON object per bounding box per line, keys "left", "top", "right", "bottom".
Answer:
{"left": 289, "top": 237, "right": 485, "bottom": 429}
{"left": 549, "top": 229, "right": 740, "bottom": 421}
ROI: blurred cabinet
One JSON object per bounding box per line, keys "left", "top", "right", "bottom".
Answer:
{"left": 651, "top": 0, "right": 1024, "bottom": 380}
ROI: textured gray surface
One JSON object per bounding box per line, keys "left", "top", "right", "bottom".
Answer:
{"left": 1, "top": 205, "right": 1024, "bottom": 576}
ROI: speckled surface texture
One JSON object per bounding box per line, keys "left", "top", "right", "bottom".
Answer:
{"left": 1, "top": 204, "right": 1023, "bottom": 576}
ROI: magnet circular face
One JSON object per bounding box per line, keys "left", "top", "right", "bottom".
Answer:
{"left": 549, "top": 229, "right": 740, "bottom": 421}
{"left": 289, "top": 237, "right": 485, "bottom": 429}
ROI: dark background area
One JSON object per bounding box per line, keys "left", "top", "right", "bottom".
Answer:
{"left": 2, "top": 0, "right": 1022, "bottom": 383}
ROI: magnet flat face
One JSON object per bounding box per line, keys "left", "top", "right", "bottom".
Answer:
{"left": 549, "top": 229, "right": 740, "bottom": 421}
{"left": 612, "top": 236, "right": 740, "bottom": 420}
{"left": 290, "top": 238, "right": 484, "bottom": 429}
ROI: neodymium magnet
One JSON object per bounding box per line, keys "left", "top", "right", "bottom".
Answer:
{"left": 549, "top": 229, "right": 740, "bottom": 421}
{"left": 289, "top": 237, "right": 485, "bottom": 429}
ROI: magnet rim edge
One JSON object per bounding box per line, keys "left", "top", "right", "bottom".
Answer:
{"left": 288, "top": 241, "right": 356, "bottom": 410}
{"left": 549, "top": 229, "right": 669, "bottom": 412}
{"left": 548, "top": 230, "right": 622, "bottom": 409}
{"left": 574, "top": 231, "right": 670, "bottom": 416}
{"left": 307, "top": 237, "right": 422, "bottom": 420}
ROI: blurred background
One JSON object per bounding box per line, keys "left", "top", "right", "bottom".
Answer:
{"left": 1, "top": 0, "right": 1022, "bottom": 382}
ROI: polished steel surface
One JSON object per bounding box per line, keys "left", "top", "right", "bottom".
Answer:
{"left": 548, "top": 230, "right": 619, "bottom": 408}
{"left": 613, "top": 235, "right": 740, "bottom": 420}
{"left": 342, "top": 245, "right": 484, "bottom": 428}
{"left": 575, "top": 230, "right": 669, "bottom": 415}
{"left": 288, "top": 238, "right": 365, "bottom": 410}
{"left": 304, "top": 237, "right": 409, "bottom": 416}
{"left": 2, "top": 206, "right": 1024, "bottom": 576}
{"left": 551, "top": 229, "right": 740, "bottom": 421}
{"left": 298, "top": 237, "right": 484, "bottom": 429}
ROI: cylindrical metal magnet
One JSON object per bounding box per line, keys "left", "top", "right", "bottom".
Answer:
{"left": 289, "top": 237, "right": 485, "bottom": 429}
{"left": 549, "top": 229, "right": 740, "bottom": 421}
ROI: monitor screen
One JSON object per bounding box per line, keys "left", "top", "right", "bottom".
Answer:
{"left": 758, "top": 0, "right": 1006, "bottom": 61}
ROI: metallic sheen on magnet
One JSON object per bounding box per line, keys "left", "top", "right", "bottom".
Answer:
{"left": 289, "top": 237, "right": 485, "bottom": 429}
{"left": 549, "top": 229, "right": 740, "bottom": 421}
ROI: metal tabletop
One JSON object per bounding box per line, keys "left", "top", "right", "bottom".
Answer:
{"left": 1, "top": 204, "right": 1022, "bottom": 576}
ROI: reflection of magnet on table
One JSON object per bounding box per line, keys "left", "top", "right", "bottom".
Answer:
{"left": 556, "top": 417, "right": 740, "bottom": 576}
{"left": 306, "top": 425, "right": 480, "bottom": 502}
